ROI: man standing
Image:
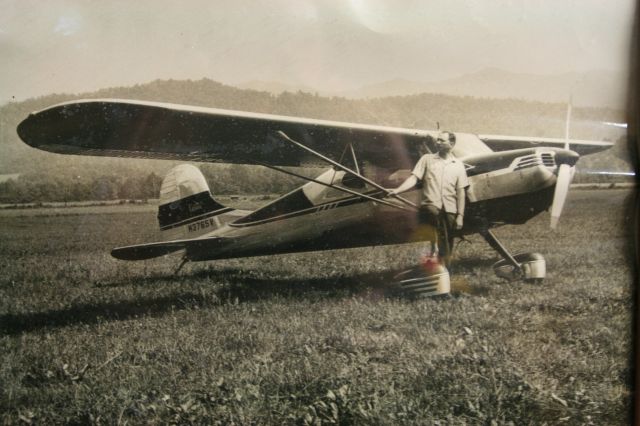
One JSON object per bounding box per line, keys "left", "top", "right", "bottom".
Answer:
{"left": 388, "top": 131, "right": 469, "bottom": 266}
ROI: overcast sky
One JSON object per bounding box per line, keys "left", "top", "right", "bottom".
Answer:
{"left": 1, "top": 0, "right": 635, "bottom": 105}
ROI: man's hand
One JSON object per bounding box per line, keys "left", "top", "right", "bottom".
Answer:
{"left": 455, "top": 214, "right": 464, "bottom": 230}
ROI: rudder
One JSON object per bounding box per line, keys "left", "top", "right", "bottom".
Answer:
{"left": 158, "top": 164, "right": 233, "bottom": 239}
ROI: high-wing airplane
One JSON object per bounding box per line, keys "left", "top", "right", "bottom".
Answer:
{"left": 17, "top": 99, "right": 613, "bottom": 296}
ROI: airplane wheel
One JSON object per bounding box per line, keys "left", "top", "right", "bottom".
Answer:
{"left": 493, "top": 252, "right": 545, "bottom": 282}
{"left": 393, "top": 263, "right": 451, "bottom": 298}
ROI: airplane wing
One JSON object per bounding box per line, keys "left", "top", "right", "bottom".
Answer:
{"left": 17, "top": 99, "right": 430, "bottom": 171}
{"left": 479, "top": 135, "right": 614, "bottom": 156}
{"left": 112, "top": 236, "right": 232, "bottom": 260}
{"left": 18, "top": 99, "right": 613, "bottom": 171}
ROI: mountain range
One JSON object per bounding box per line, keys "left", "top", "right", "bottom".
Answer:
{"left": 240, "top": 68, "right": 627, "bottom": 109}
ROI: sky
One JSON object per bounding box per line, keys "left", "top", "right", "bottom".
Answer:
{"left": 0, "top": 0, "right": 635, "bottom": 105}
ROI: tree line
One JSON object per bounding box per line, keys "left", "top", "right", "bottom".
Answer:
{"left": 0, "top": 164, "right": 317, "bottom": 204}
{"left": 0, "top": 78, "right": 632, "bottom": 203}
{"left": 0, "top": 172, "right": 162, "bottom": 204}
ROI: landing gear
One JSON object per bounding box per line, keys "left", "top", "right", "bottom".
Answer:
{"left": 174, "top": 256, "right": 189, "bottom": 275}
{"left": 493, "top": 253, "right": 546, "bottom": 283}
{"left": 480, "top": 230, "right": 546, "bottom": 282}
{"left": 392, "top": 256, "right": 451, "bottom": 298}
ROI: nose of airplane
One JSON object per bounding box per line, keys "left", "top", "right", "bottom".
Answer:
{"left": 554, "top": 149, "right": 580, "bottom": 167}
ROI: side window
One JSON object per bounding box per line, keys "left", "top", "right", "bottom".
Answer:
{"left": 321, "top": 171, "right": 366, "bottom": 200}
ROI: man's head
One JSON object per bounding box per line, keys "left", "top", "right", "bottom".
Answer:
{"left": 436, "top": 131, "right": 456, "bottom": 154}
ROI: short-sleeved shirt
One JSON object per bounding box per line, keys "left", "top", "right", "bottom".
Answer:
{"left": 412, "top": 154, "right": 469, "bottom": 213}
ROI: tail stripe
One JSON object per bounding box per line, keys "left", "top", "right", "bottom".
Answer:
{"left": 159, "top": 206, "right": 234, "bottom": 231}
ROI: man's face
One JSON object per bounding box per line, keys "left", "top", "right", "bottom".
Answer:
{"left": 436, "top": 133, "right": 454, "bottom": 153}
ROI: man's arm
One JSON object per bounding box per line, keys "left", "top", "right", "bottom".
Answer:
{"left": 389, "top": 155, "right": 426, "bottom": 196}
{"left": 388, "top": 175, "right": 418, "bottom": 195}
{"left": 388, "top": 174, "right": 418, "bottom": 196}
{"left": 455, "top": 162, "right": 469, "bottom": 229}
{"left": 455, "top": 186, "right": 466, "bottom": 229}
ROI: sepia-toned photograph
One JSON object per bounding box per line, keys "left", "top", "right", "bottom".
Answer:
{"left": 1, "top": 1, "right": 636, "bottom": 424}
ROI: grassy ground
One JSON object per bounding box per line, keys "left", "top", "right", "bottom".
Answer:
{"left": 0, "top": 189, "right": 634, "bottom": 424}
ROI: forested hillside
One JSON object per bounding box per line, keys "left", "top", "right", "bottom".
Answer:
{"left": 0, "top": 79, "right": 631, "bottom": 203}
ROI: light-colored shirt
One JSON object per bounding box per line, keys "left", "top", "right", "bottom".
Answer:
{"left": 412, "top": 153, "right": 469, "bottom": 213}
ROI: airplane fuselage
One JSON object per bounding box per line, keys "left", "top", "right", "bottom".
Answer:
{"left": 15, "top": 99, "right": 598, "bottom": 267}
{"left": 184, "top": 147, "right": 577, "bottom": 261}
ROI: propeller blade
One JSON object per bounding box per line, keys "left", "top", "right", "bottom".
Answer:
{"left": 550, "top": 164, "right": 572, "bottom": 229}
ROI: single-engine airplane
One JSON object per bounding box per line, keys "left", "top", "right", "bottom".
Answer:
{"left": 17, "top": 99, "right": 613, "bottom": 296}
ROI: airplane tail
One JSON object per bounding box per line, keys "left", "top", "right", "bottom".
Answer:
{"left": 158, "top": 164, "right": 235, "bottom": 240}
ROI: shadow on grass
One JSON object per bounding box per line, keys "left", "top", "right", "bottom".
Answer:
{"left": 0, "top": 269, "right": 407, "bottom": 336}
{"left": 450, "top": 257, "right": 496, "bottom": 271}
{"left": 0, "top": 292, "right": 208, "bottom": 336}
{"left": 214, "top": 270, "right": 401, "bottom": 302}
{"left": 94, "top": 266, "right": 297, "bottom": 289}
{"left": 96, "top": 266, "right": 394, "bottom": 289}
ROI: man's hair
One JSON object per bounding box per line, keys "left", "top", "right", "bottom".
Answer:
{"left": 440, "top": 131, "right": 456, "bottom": 144}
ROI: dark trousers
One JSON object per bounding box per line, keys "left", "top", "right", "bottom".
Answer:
{"left": 418, "top": 205, "right": 456, "bottom": 263}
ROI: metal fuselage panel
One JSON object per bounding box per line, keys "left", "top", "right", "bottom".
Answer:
{"left": 186, "top": 148, "right": 563, "bottom": 261}
{"left": 188, "top": 200, "right": 385, "bottom": 260}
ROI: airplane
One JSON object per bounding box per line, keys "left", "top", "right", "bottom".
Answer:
{"left": 16, "top": 99, "right": 613, "bottom": 297}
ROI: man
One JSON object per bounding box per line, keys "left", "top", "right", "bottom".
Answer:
{"left": 388, "top": 131, "right": 469, "bottom": 266}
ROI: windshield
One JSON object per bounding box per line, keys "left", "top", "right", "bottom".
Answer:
{"left": 452, "top": 133, "right": 493, "bottom": 159}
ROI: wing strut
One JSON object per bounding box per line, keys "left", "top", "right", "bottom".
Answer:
{"left": 336, "top": 142, "right": 360, "bottom": 175}
{"left": 480, "top": 229, "right": 521, "bottom": 273}
{"left": 254, "top": 160, "right": 415, "bottom": 212}
{"left": 275, "top": 131, "right": 417, "bottom": 209}
{"left": 349, "top": 143, "right": 360, "bottom": 175}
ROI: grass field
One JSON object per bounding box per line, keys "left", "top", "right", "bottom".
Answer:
{"left": 0, "top": 189, "right": 635, "bottom": 424}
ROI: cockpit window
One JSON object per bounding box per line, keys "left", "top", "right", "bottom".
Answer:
{"left": 341, "top": 173, "right": 365, "bottom": 189}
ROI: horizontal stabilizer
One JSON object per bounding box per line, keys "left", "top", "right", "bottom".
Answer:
{"left": 111, "top": 236, "right": 231, "bottom": 261}
{"left": 112, "top": 241, "right": 185, "bottom": 260}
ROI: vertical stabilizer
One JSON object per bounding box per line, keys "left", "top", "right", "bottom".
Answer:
{"left": 158, "top": 164, "right": 233, "bottom": 240}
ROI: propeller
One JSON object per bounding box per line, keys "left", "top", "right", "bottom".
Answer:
{"left": 551, "top": 98, "right": 578, "bottom": 230}
{"left": 550, "top": 163, "right": 573, "bottom": 229}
